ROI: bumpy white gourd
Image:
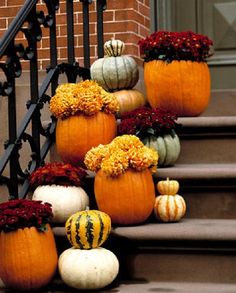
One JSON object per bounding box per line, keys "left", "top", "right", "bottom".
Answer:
{"left": 58, "top": 247, "right": 119, "bottom": 290}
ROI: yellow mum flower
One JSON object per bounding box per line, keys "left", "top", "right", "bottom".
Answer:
{"left": 84, "top": 135, "right": 158, "bottom": 177}
{"left": 84, "top": 144, "right": 109, "bottom": 172}
{"left": 101, "top": 92, "right": 120, "bottom": 114}
{"left": 49, "top": 80, "right": 119, "bottom": 118}
{"left": 128, "top": 146, "right": 158, "bottom": 172}
{"left": 110, "top": 135, "right": 143, "bottom": 152}
{"left": 101, "top": 149, "right": 129, "bottom": 177}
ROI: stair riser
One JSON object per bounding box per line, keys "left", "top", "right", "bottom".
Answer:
{"left": 117, "top": 250, "right": 236, "bottom": 283}
{"left": 177, "top": 136, "right": 236, "bottom": 164}
{"left": 182, "top": 188, "right": 236, "bottom": 219}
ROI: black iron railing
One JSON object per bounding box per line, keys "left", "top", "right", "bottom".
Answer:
{"left": 0, "top": 0, "right": 106, "bottom": 199}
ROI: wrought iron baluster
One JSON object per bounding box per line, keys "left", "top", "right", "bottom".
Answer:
{"left": 82, "top": 0, "right": 91, "bottom": 68}
{"left": 0, "top": 0, "right": 106, "bottom": 200}
{"left": 97, "top": 0, "right": 106, "bottom": 58}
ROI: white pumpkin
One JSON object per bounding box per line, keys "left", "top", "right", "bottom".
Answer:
{"left": 58, "top": 247, "right": 119, "bottom": 290}
{"left": 32, "top": 185, "right": 89, "bottom": 223}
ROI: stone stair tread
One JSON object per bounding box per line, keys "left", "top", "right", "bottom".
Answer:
{"left": 178, "top": 116, "right": 236, "bottom": 129}
{"left": 105, "top": 281, "right": 236, "bottom": 293}
{"left": 112, "top": 218, "right": 236, "bottom": 243}
{"left": 107, "top": 281, "right": 236, "bottom": 293}
{"left": 155, "top": 163, "right": 236, "bottom": 180}
{"left": 2, "top": 279, "right": 236, "bottom": 293}
{"left": 53, "top": 218, "right": 236, "bottom": 243}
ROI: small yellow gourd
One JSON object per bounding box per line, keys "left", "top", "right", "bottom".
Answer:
{"left": 157, "top": 177, "right": 179, "bottom": 195}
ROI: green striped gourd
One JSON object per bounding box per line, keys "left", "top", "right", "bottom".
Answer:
{"left": 142, "top": 130, "right": 181, "bottom": 167}
{"left": 65, "top": 210, "right": 111, "bottom": 249}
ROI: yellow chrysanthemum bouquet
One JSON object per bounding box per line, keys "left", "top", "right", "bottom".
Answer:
{"left": 49, "top": 80, "right": 119, "bottom": 166}
{"left": 84, "top": 135, "right": 158, "bottom": 226}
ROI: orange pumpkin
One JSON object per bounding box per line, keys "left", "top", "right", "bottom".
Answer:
{"left": 56, "top": 112, "right": 117, "bottom": 165}
{"left": 113, "top": 89, "right": 146, "bottom": 117}
{"left": 94, "top": 168, "right": 155, "bottom": 225}
{"left": 0, "top": 224, "right": 58, "bottom": 291}
{"left": 144, "top": 60, "right": 211, "bottom": 117}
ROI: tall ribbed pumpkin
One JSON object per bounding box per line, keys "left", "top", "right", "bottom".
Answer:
{"left": 0, "top": 224, "right": 58, "bottom": 291}
{"left": 94, "top": 169, "right": 155, "bottom": 225}
{"left": 144, "top": 60, "right": 210, "bottom": 117}
{"left": 56, "top": 112, "right": 117, "bottom": 165}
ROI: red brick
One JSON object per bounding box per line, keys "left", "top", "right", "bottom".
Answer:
{"left": 115, "top": 9, "right": 145, "bottom": 26}
{"left": 0, "top": 18, "right": 7, "bottom": 29}
{"left": 114, "top": 32, "right": 141, "bottom": 47}
{"left": 138, "top": 2, "right": 150, "bottom": 17}
{"left": 0, "top": 7, "right": 21, "bottom": 17}
{"left": 106, "top": 0, "right": 137, "bottom": 10}
{"left": 104, "top": 21, "right": 139, "bottom": 34}
{"left": 6, "top": 0, "right": 23, "bottom": 6}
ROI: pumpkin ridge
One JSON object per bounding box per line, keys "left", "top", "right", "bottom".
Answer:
{"left": 85, "top": 212, "right": 94, "bottom": 249}
{"left": 114, "top": 56, "right": 120, "bottom": 90}
{"left": 101, "top": 59, "right": 110, "bottom": 91}
{"left": 165, "top": 196, "right": 171, "bottom": 221}
{"left": 97, "top": 212, "right": 105, "bottom": 247}
{"left": 66, "top": 217, "right": 73, "bottom": 245}
{"left": 123, "top": 56, "right": 131, "bottom": 89}
{"left": 75, "top": 215, "right": 84, "bottom": 249}
{"left": 173, "top": 195, "right": 179, "bottom": 221}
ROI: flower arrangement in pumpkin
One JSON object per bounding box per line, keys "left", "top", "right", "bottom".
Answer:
{"left": 29, "top": 163, "right": 89, "bottom": 224}
{"left": 118, "top": 106, "right": 179, "bottom": 137}
{"left": 118, "top": 106, "right": 181, "bottom": 167}
{"left": 49, "top": 80, "right": 119, "bottom": 119}
{"left": 30, "top": 162, "right": 87, "bottom": 188}
{"left": 138, "top": 30, "right": 213, "bottom": 62}
{"left": 0, "top": 199, "right": 53, "bottom": 232}
{"left": 84, "top": 134, "right": 158, "bottom": 177}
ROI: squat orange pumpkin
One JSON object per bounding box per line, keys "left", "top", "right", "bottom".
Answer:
{"left": 94, "top": 168, "right": 155, "bottom": 225}
{"left": 0, "top": 224, "right": 58, "bottom": 291}
{"left": 144, "top": 60, "right": 211, "bottom": 117}
{"left": 56, "top": 112, "right": 117, "bottom": 165}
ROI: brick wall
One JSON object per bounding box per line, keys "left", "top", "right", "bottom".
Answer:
{"left": 0, "top": 0, "right": 150, "bottom": 70}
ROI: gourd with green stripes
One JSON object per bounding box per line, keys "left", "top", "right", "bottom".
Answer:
{"left": 65, "top": 210, "right": 111, "bottom": 249}
{"left": 90, "top": 39, "right": 139, "bottom": 91}
{"left": 142, "top": 130, "right": 181, "bottom": 167}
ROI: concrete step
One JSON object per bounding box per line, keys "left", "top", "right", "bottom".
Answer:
{"left": 2, "top": 279, "right": 236, "bottom": 293}
{"left": 154, "top": 163, "right": 236, "bottom": 219}
{"left": 177, "top": 116, "right": 236, "bottom": 164}
{"left": 109, "top": 219, "right": 236, "bottom": 284}
{"left": 202, "top": 89, "right": 236, "bottom": 117}
{"left": 53, "top": 219, "right": 236, "bottom": 285}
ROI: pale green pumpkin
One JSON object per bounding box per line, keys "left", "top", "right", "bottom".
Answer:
{"left": 142, "top": 131, "right": 181, "bottom": 167}
{"left": 91, "top": 56, "right": 139, "bottom": 91}
{"left": 90, "top": 39, "right": 139, "bottom": 91}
